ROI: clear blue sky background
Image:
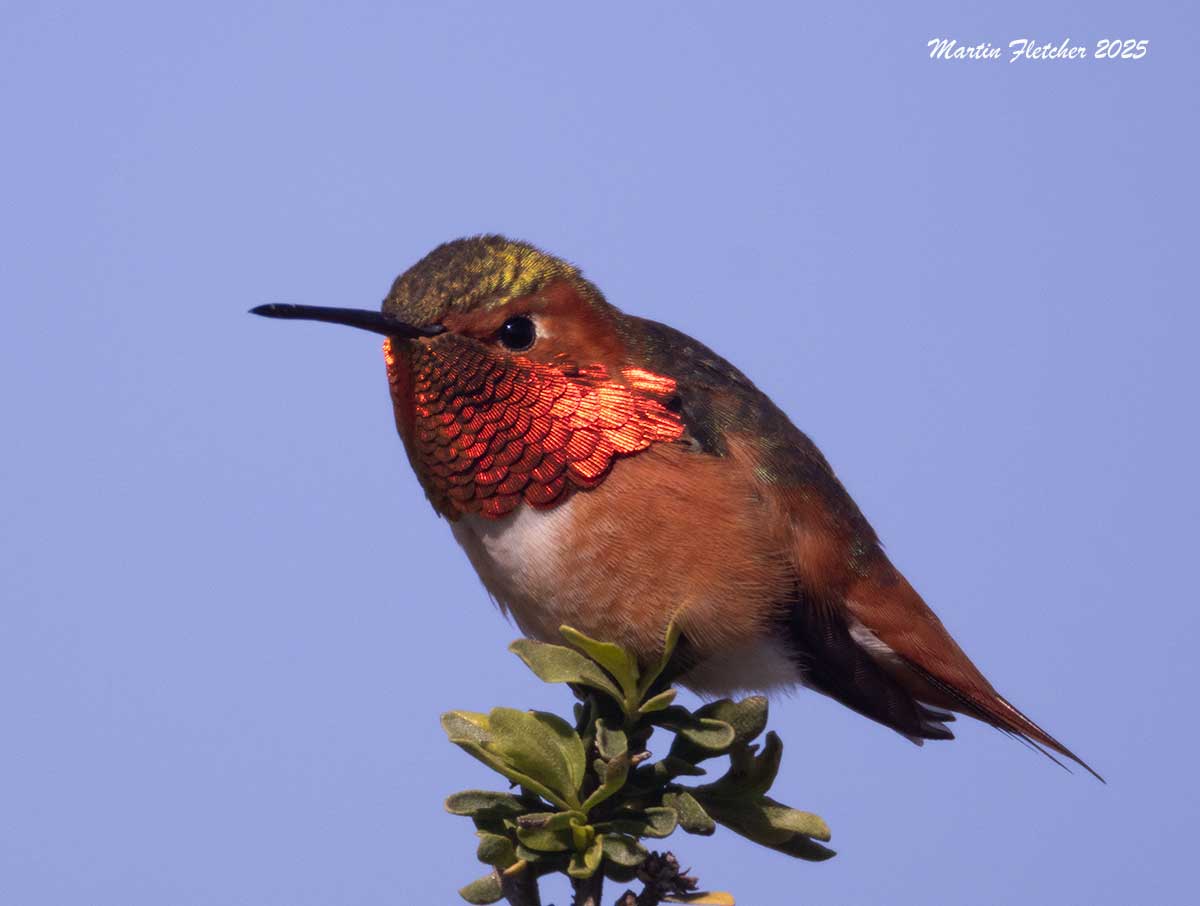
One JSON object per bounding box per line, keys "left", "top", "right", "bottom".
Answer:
{"left": 2, "top": 3, "right": 1196, "bottom": 903}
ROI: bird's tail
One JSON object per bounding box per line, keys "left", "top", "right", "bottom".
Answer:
{"left": 902, "top": 657, "right": 1105, "bottom": 782}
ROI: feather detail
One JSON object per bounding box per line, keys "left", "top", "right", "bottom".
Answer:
{"left": 387, "top": 333, "right": 683, "bottom": 519}
{"left": 844, "top": 564, "right": 1104, "bottom": 781}
{"left": 781, "top": 592, "right": 955, "bottom": 741}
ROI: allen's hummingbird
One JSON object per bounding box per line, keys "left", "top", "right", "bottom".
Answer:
{"left": 253, "top": 235, "right": 1099, "bottom": 779}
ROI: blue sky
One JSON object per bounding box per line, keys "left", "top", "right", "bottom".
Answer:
{"left": 2, "top": 2, "right": 1196, "bottom": 903}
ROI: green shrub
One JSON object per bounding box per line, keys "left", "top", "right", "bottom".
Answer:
{"left": 442, "top": 624, "right": 834, "bottom": 905}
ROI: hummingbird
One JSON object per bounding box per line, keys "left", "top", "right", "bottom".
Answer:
{"left": 252, "top": 235, "right": 1099, "bottom": 779}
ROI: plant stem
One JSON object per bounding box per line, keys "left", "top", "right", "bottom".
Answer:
{"left": 570, "top": 870, "right": 604, "bottom": 906}
{"left": 498, "top": 865, "right": 542, "bottom": 906}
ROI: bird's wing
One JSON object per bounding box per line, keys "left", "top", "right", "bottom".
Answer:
{"left": 622, "top": 314, "right": 1100, "bottom": 778}
{"left": 783, "top": 588, "right": 955, "bottom": 742}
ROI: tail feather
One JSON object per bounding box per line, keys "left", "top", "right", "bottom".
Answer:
{"left": 901, "top": 656, "right": 1105, "bottom": 783}
{"left": 841, "top": 559, "right": 1103, "bottom": 781}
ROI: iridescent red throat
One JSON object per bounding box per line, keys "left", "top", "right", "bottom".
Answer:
{"left": 384, "top": 336, "right": 684, "bottom": 519}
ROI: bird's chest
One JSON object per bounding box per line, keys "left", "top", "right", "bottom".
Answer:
{"left": 443, "top": 441, "right": 799, "bottom": 673}
{"left": 447, "top": 486, "right": 802, "bottom": 697}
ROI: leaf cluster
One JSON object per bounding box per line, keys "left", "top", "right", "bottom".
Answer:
{"left": 443, "top": 624, "right": 833, "bottom": 904}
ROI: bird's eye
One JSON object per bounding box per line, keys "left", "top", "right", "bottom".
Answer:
{"left": 498, "top": 315, "right": 537, "bottom": 351}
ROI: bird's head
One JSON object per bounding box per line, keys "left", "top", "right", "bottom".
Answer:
{"left": 252, "top": 236, "right": 685, "bottom": 518}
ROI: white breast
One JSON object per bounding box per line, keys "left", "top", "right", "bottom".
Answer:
{"left": 449, "top": 497, "right": 588, "bottom": 643}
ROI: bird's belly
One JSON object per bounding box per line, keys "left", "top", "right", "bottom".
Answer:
{"left": 446, "top": 443, "right": 799, "bottom": 676}
{"left": 451, "top": 501, "right": 799, "bottom": 696}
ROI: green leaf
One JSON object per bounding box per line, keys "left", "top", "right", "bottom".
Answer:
{"left": 741, "top": 731, "right": 783, "bottom": 796}
{"left": 515, "top": 822, "right": 572, "bottom": 853}
{"left": 669, "top": 697, "right": 768, "bottom": 763}
{"left": 442, "top": 710, "right": 492, "bottom": 744}
{"left": 638, "top": 688, "right": 678, "bottom": 714}
{"left": 475, "top": 832, "right": 517, "bottom": 868}
{"left": 534, "top": 710, "right": 588, "bottom": 796}
{"left": 637, "top": 619, "right": 682, "bottom": 696}
{"left": 580, "top": 753, "right": 630, "bottom": 813}
{"left": 445, "top": 790, "right": 529, "bottom": 819}
{"left": 515, "top": 812, "right": 579, "bottom": 853}
{"left": 647, "top": 756, "right": 707, "bottom": 784}
{"left": 441, "top": 711, "right": 570, "bottom": 810}
{"left": 567, "top": 835, "right": 604, "bottom": 879}
{"left": 601, "top": 832, "right": 648, "bottom": 867}
{"left": 594, "top": 719, "right": 627, "bottom": 761}
{"left": 484, "top": 708, "right": 586, "bottom": 807}
{"left": 770, "top": 834, "right": 837, "bottom": 861}
{"left": 513, "top": 843, "right": 557, "bottom": 864}
{"left": 570, "top": 819, "right": 596, "bottom": 852}
{"left": 458, "top": 872, "right": 503, "bottom": 904}
{"left": 756, "top": 799, "right": 830, "bottom": 841}
{"left": 652, "top": 706, "right": 736, "bottom": 752}
{"left": 662, "top": 791, "right": 716, "bottom": 836}
{"left": 697, "top": 730, "right": 785, "bottom": 803}
{"left": 690, "top": 791, "right": 834, "bottom": 861}
{"left": 641, "top": 806, "right": 679, "bottom": 838}
{"left": 698, "top": 696, "right": 769, "bottom": 746}
{"left": 559, "top": 625, "right": 640, "bottom": 696}
{"left": 510, "top": 639, "right": 624, "bottom": 702}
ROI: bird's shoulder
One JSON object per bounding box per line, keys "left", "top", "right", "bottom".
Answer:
{"left": 619, "top": 314, "right": 875, "bottom": 538}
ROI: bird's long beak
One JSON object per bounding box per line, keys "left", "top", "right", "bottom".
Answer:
{"left": 249, "top": 303, "right": 444, "bottom": 339}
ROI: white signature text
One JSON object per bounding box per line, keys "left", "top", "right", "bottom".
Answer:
{"left": 927, "top": 38, "right": 1149, "bottom": 63}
